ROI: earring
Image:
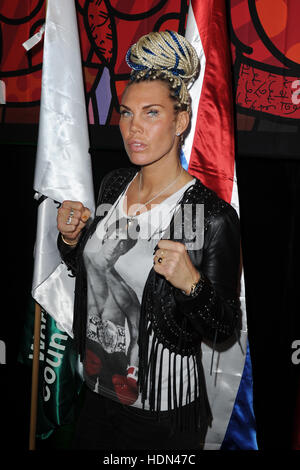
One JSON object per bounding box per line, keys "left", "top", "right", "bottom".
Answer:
{"left": 176, "top": 132, "right": 181, "bottom": 136}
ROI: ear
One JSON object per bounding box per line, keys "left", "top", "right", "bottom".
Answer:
{"left": 175, "top": 110, "right": 190, "bottom": 135}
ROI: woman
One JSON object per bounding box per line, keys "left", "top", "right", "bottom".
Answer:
{"left": 57, "top": 31, "right": 240, "bottom": 450}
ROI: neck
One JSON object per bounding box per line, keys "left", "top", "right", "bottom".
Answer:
{"left": 139, "top": 157, "right": 182, "bottom": 195}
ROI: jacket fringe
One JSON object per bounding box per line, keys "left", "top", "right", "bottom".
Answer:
{"left": 138, "top": 279, "right": 212, "bottom": 432}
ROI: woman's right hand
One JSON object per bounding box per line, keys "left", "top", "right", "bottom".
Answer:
{"left": 57, "top": 200, "right": 91, "bottom": 243}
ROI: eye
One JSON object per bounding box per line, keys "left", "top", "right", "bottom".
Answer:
{"left": 120, "top": 109, "right": 131, "bottom": 117}
{"left": 147, "top": 109, "right": 158, "bottom": 117}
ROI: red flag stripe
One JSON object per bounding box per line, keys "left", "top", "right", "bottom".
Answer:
{"left": 188, "top": 0, "right": 235, "bottom": 204}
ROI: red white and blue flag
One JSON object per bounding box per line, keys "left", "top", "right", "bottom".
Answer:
{"left": 182, "top": 0, "right": 257, "bottom": 450}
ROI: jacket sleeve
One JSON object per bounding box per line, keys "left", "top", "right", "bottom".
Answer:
{"left": 57, "top": 231, "right": 84, "bottom": 276}
{"left": 174, "top": 205, "right": 241, "bottom": 343}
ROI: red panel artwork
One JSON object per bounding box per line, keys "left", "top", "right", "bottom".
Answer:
{"left": 0, "top": 0, "right": 187, "bottom": 124}
{"left": 230, "top": 0, "right": 300, "bottom": 126}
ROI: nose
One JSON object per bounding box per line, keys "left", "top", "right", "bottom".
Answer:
{"left": 129, "top": 113, "right": 143, "bottom": 135}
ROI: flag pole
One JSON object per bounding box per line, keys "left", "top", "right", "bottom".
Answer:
{"left": 29, "top": 0, "right": 47, "bottom": 450}
{"left": 29, "top": 302, "right": 41, "bottom": 450}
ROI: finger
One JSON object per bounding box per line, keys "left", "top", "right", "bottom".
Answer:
{"left": 153, "top": 259, "right": 165, "bottom": 273}
{"left": 77, "top": 219, "right": 88, "bottom": 231}
{"left": 153, "top": 260, "right": 173, "bottom": 282}
{"left": 81, "top": 207, "right": 91, "bottom": 223}
{"left": 158, "top": 240, "right": 186, "bottom": 253}
{"left": 157, "top": 239, "right": 172, "bottom": 250}
{"left": 62, "top": 213, "right": 78, "bottom": 229}
{"left": 61, "top": 200, "right": 84, "bottom": 211}
{"left": 68, "top": 205, "right": 88, "bottom": 224}
{"left": 57, "top": 207, "right": 73, "bottom": 221}
{"left": 154, "top": 251, "right": 172, "bottom": 266}
{"left": 154, "top": 254, "right": 164, "bottom": 265}
{"left": 153, "top": 248, "right": 166, "bottom": 265}
{"left": 60, "top": 223, "right": 78, "bottom": 234}
{"left": 60, "top": 205, "right": 90, "bottom": 223}
{"left": 60, "top": 229, "right": 79, "bottom": 241}
{"left": 155, "top": 249, "right": 166, "bottom": 259}
{"left": 154, "top": 249, "right": 181, "bottom": 265}
{"left": 60, "top": 215, "right": 89, "bottom": 236}
{"left": 58, "top": 213, "right": 79, "bottom": 232}
{"left": 61, "top": 222, "right": 83, "bottom": 238}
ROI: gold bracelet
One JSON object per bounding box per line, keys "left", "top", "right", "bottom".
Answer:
{"left": 189, "top": 281, "right": 198, "bottom": 295}
{"left": 182, "top": 273, "right": 202, "bottom": 296}
{"left": 61, "top": 234, "right": 78, "bottom": 246}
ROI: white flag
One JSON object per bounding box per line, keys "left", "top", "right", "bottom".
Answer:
{"left": 32, "top": 0, "right": 95, "bottom": 337}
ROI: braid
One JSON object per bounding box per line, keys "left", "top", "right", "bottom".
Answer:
{"left": 126, "top": 31, "right": 199, "bottom": 114}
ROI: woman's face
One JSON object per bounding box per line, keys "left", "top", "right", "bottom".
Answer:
{"left": 119, "top": 80, "right": 188, "bottom": 168}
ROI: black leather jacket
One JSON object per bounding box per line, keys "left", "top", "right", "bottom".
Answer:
{"left": 58, "top": 167, "right": 241, "bottom": 425}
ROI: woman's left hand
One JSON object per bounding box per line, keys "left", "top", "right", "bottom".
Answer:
{"left": 153, "top": 240, "right": 200, "bottom": 294}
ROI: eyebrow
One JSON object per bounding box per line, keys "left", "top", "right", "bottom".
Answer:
{"left": 120, "top": 103, "right": 164, "bottom": 110}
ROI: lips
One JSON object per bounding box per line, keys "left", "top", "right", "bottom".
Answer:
{"left": 127, "top": 140, "right": 147, "bottom": 152}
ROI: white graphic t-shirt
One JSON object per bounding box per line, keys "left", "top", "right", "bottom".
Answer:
{"left": 83, "top": 176, "right": 196, "bottom": 409}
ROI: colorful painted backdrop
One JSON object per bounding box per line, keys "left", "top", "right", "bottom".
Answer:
{"left": 1, "top": 0, "right": 299, "bottom": 137}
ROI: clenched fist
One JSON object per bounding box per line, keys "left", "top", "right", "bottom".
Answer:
{"left": 153, "top": 240, "right": 200, "bottom": 294}
{"left": 57, "top": 200, "right": 91, "bottom": 244}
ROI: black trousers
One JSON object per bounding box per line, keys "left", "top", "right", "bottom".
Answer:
{"left": 72, "top": 385, "right": 208, "bottom": 450}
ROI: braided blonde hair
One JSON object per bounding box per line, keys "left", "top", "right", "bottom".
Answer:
{"left": 126, "top": 31, "right": 199, "bottom": 114}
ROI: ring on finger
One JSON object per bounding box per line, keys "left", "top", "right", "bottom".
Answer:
{"left": 66, "top": 208, "right": 74, "bottom": 225}
{"left": 156, "top": 249, "right": 166, "bottom": 263}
